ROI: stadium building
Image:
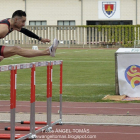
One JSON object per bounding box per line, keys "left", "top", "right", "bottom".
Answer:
{"left": 0, "top": 0, "right": 139, "bottom": 26}
{"left": 0, "top": 0, "right": 139, "bottom": 47}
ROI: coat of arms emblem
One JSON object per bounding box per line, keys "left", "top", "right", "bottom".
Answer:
{"left": 102, "top": 2, "right": 116, "bottom": 18}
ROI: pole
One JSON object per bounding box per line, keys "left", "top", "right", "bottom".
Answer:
{"left": 80, "top": 0, "right": 83, "bottom": 46}
{"left": 136, "top": 0, "right": 137, "bottom": 25}
{"left": 24, "top": 0, "right": 27, "bottom": 25}
{"left": 30, "top": 63, "right": 36, "bottom": 139}
{"left": 10, "top": 65, "right": 17, "bottom": 140}
{"left": 81, "top": 0, "right": 83, "bottom": 25}
{"left": 60, "top": 61, "right": 63, "bottom": 123}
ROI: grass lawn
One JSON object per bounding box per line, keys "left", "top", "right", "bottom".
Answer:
{"left": 0, "top": 48, "right": 136, "bottom": 102}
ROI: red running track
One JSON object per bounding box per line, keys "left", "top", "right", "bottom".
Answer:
{"left": 0, "top": 123, "right": 140, "bottom": 140}
{"left": 0, "top": 100, "right": 140, "bottom": 140}
{"left": 0, "top": 100, "right": 140, "bottom": 115}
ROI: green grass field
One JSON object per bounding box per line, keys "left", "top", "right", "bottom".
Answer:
{"left": 0, "top": 48, "right": 132, "bottom": 102}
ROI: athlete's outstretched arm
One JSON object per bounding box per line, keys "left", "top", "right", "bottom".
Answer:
{"left": 19, "top": 28, "right": 50, "bottom": 43}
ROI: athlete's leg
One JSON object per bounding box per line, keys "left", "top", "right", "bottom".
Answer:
{"left": 0, "top": 56, "right": 4, "bottom": 61}
{"left": 3, "top": 46, "right": 50, "bottom": 58}
{"left": 1, "top": 38, "right": 58, "bottom": 59}
{"left": 0, "top": 46, "right": 5, "bottom": 61}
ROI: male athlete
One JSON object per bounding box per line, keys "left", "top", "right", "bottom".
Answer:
{"left": 0, "top": 10, "right": 58, "bottom": 62}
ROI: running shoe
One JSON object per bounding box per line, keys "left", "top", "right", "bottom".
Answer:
{"left": 49, "top": 38, "right": 58, "bottom": 57}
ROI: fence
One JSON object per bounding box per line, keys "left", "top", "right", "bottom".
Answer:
{"left": 1, "top": 25, "right": 140, "bottom": 48}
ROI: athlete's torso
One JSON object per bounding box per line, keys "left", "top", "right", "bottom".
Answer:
{"left": 0, "top": 18, "right": 13, "bottom": 38}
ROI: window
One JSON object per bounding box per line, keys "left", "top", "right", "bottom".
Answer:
{"left": 57, "top": 21, "right": 75, "bottom": 30}
{"left": 29, "top": 21, "right": 47, "bottom": 30}
{"left": 86, "top": 20, "right": 132, "bottom": 25}
{"left": 58, "top": 21, "right": 75, "bottom": 26}
{"left": 29, "top": 21, "right": 47, "bottom": 26}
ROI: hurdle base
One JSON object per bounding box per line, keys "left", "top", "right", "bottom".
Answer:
{"left": 5, "top": 126, "right": 42, "bottom": 131}
{"left": 29, "top": 134, "right": 37, "bottom": 139}
{"left": 21, "top": 121, "right": 62, "bottom": 125}
{"left": 51, "top": 119, "right": 62, "bottom": 127}
{"left": 21, "top": 121, "right": 54, "bottom": 125}
{"left": 46, "top": 127, "right": 52, "bottom": 132}
{"left": 16, "top": 133, "right": 35, "bottom": 140}
{"left": 0, "top": 134, "right": 26, "bottom": 139}
{"left": 57, "top": 121, "right": 63, "bottom": 125}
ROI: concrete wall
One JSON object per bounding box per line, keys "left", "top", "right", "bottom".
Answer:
{"left": 0, "top": 0, "right": 25, "bottom": 19}
{"left": 137, "top": 0, "right": 140, "bottom": 24}
{"left": 26, "top": 0, "right": 81, "bottom": 25}
{"left": 120, "top": 0, "right": 136, "bottom": 24}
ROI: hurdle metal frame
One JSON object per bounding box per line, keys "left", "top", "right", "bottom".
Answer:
{"left": 0, "top": 60, "right": 63, "bottom": 140}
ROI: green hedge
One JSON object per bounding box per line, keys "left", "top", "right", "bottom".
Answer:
{"left": 76, "top": 25, "right": 140, "bottom": 47}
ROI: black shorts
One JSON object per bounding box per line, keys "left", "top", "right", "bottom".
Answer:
{"left": 0, "top": 45, "right": 5, "bottom": 56}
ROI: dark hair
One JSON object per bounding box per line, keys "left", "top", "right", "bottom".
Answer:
{"left": 12, "top": 10, "right": 26, "bottom": 18}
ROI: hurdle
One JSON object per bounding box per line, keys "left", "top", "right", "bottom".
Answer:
{"left": 0, "top": 60, "right": 63, "bottom": 140}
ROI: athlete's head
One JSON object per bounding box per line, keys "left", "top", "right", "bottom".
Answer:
{"left": 12, "top": 10, "right": 26, "bottom": 29}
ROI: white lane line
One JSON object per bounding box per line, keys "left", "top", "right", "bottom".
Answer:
{"left": 0, "top": 94, "right": 104, "bottom": 99}
{"left": 0, "top": 83, "right": 114, "bottom": 87}
{"left": 64, "top": 61, "right": 113, "bottom": 62}
{"left": 0, "top": 100, "right": 140, "bottom": 105}
{"left": 30, "top": 60, "right": 114, "bottom": 62}
{"left": 57, "top": 50, "right": 88, "bottom": 54}
{"left": 74, "top": 50, "right": 88, "bottom": 52}
{"left": 59, "top": 58, "right": 113, "bottom": 60}
{"left": 0, "top": 104, "right": 140, "bottom": 110}
{"left": 0, "top": 94, "right": 104, "bottom": 98}
{"left": 57, "top": 52, "right": 66, "bottom": 54}
{"left": 5, "top": 56, "right": 22, "bottom": 60}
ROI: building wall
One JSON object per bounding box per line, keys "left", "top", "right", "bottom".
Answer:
{"left": 0, "top": 0, "right": 25, "bottom": 19}
{"left": 138, "top": 0, "right": 140, "bottom": 24}
{"left": 0, "top": 0, "right": 139, "bottom": 25}
{"left": 26, "top": 0, "right": 81, "bottom": 25}
{"left": 83, "top": 0, "right": 98, "bottom": 25}
{"left": 120, "top": 0, "right": 136, "bottom": 24}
